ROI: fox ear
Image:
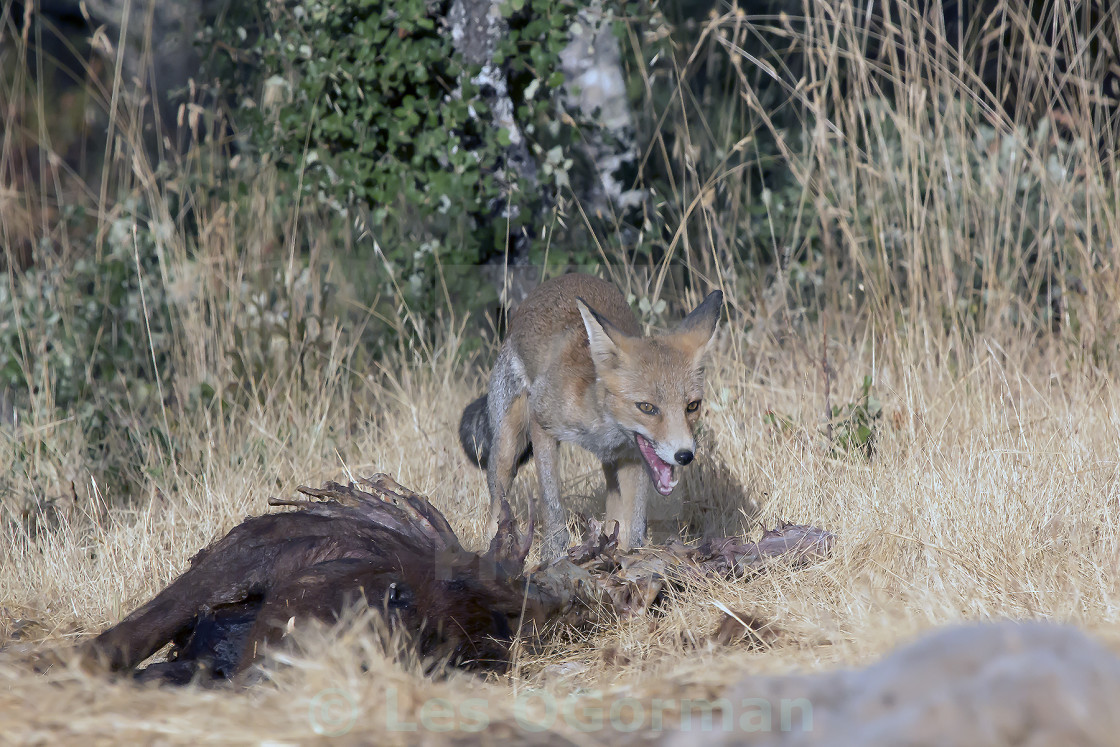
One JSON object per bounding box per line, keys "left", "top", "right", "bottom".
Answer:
{"left": 577, "top": 298, "right": 626, "bottom": 368}
{"left": 673, "top": 289, "right": 723, "bottom": 359}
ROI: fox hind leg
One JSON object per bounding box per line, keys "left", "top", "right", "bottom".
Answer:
{"left": 484, "top": 348, "right": 531, "bottom": 517}
{"left": 486, "top": 392, "right": 530, "bottom": 523}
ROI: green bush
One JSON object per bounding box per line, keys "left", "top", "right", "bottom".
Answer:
{"left": 208, "top": 0, "right": 579, "bottom": 316}
{"left": 0, "top": 202, "right": 175, "bottom": 494}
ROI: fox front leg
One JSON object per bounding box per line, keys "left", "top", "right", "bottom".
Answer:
{"left": 604, "top": 459, "right": 650, "bottom": 550}
{"left": 529, "top": 418, "right": 568, "bottom": 561}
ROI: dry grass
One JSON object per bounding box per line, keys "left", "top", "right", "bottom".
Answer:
{"left": 3, "top": 328, "right": 1119, "bottom": 742}
{"left": 3, "top": 0, "right": 1120, "bottom": 742}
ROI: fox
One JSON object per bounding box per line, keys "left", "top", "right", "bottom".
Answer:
{"left": 459, "top": 273, "right": 723, "bottom": 561}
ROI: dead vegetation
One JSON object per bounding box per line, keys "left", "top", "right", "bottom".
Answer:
{"left": 4, "top": 0, "right": 1120, "bottom": 742}
{"left": 75, "top": 474, "right": 830, "bottom": 685}
{"left": 4, "top": 345, "right": 1120, "bottom": 743}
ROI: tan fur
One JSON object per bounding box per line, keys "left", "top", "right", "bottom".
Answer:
{"left": 469, "top": 274, "right": 722, "bottom": 560}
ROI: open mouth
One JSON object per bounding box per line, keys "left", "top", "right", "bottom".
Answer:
{"left": 636, "top": 434, "right": 678, "bottom": 496}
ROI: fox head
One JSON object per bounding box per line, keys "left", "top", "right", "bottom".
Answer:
{"left": 577, "top": 290, "right": 723, "bottom": 495}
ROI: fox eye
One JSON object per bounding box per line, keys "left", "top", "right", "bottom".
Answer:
{"left": 636, "top": 402, "right": 659, "bottom": 415}
{"left": 686, "top": 400, "right": 701, "bottom": 413}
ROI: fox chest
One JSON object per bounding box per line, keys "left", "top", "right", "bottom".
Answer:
{"left": 527, "top": 360, "right": 635, "bottom": 462}
{"left": 541, "top": 413, "right": 634, "bottom": 463}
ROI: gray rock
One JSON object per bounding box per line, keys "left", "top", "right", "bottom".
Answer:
{"left": 669, "top": 621, "right": 1120, "bottom": 746}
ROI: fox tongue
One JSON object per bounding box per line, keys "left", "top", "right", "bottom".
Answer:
{"left": 636, "top": 435, "right": 677, "bottom": 496}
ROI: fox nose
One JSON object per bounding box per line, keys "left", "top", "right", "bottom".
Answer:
{"left": 674, "top": 450, "right": 694, "bottom": 465}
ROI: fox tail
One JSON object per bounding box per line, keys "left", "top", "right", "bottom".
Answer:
{"left": 459, "top": 395, "right": 492, "bottom": 468}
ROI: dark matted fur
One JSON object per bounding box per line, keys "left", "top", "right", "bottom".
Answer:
{"left": 84, "top": 479, "right": 535, "bottom": 682}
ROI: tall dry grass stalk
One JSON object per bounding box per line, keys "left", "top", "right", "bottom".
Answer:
{"left": 629, "top": 0, "right": 1118, "bottom": 358}
{"left": 2, "top": 0, "right": 1119, "bottom": 741}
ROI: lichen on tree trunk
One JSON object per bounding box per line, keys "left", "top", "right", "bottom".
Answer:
{"left": 447, "top": 0, "right": 538, "bottom": 227}
{"left": 559, "top": 1, "right": 644, "bottom": 217}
